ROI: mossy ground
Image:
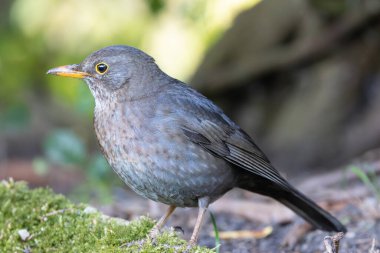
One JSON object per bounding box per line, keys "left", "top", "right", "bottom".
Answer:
{"left": 0, "top": 180, "right": 213, "bottom": 252}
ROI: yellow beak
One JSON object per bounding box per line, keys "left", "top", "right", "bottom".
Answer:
{"left": 47, "top": 64, "right": 90, "bottom": 79}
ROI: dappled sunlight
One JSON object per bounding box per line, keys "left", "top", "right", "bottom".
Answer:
{"left": 11, "top": 0, "right": 149, "bottom": 52}
{"left": 144, "top": 17, "right": 204, "bottom": 79}
{"left": 11, "top": 0, "right": 260, "bottom": 80}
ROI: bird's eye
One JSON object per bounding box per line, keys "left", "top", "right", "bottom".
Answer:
{"left": 95, "top": 62, "right": 109, "bottom": 74}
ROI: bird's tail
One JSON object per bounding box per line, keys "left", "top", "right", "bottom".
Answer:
{"left": 240, "top": 182, "right": 347, "bottom": 232}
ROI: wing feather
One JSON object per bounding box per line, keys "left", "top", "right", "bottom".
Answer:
{"left": 183, "top": 122, "right": 290, "bottom": 189}
{"left": 165, "top": 83, "right": 291, "bottom": 190}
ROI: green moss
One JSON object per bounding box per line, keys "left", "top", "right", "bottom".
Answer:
{"left": 0, "top": 180, "right": 212, "bottom": 252}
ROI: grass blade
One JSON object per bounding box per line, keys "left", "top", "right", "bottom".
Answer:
{"left": 209, "top": 211, "right": 221, "bottom": 253}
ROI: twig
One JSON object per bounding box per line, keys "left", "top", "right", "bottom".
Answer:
{"left": 324, "top": 232, "right": 345, "bottom": 253}
{"left": 369, "top": 238, "right": 380, "bottom": 253}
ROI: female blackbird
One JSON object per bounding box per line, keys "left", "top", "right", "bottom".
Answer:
{"left": 47, "top": 45, "right": 346, "bottom": 245}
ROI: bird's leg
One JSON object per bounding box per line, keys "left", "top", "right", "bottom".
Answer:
{"left": 189, "top": 197, "right": 210, "bottom": 246}
{"left": 149, "top": 205, "right": 176, "bottom": 238}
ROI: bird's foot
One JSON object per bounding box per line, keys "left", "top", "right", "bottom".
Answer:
{"left": 184, "top": 242, "right": 196, "bottom": 253}
{"left": 188, "top": 238, "right": 197, "bottom": 247}
{"left": 148, "top": 227, "right": 161, "bottom": 240}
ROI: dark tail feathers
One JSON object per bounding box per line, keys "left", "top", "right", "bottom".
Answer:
{"left": 276, "top": 187, "right": 346, "bottom": 232}
{"left": 241, "top": 183, "right": 347, "bottom": 232}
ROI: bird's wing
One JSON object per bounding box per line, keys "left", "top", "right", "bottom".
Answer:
{"left": 182, "top": 121, "right": 290, "bottom": 189}
{"left": 165, "top": 84, "right": 290, "bottom": 189}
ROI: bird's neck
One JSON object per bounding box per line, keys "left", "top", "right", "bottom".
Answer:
{"left": 123, "top": 67, "right": 174, "bottom": 102}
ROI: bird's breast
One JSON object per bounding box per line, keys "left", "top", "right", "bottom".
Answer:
{"left": 93, "top": 102, "right": 236, "bottom": 206}
{"left": 94, "top": 103, "right": 146, "bottom": 167}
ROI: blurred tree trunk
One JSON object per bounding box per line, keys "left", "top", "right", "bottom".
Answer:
{"left": 191, "top": 0, "right": 380, "bottom": 177}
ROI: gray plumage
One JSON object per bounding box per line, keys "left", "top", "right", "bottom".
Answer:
{"left": 47, "top": 45, "right": 347, "bottom": 243}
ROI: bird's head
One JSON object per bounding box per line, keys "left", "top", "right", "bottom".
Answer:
{"left": 47, "top": 45, "right": 164, "bottom": 102}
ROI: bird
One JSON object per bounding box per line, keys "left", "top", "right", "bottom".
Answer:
{"left": 47, "top": 45, "right": 346, "bottom": 245}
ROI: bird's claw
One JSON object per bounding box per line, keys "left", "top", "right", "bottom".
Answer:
{"left": 148, "top": 227, "right": 161, "bottom": 242}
